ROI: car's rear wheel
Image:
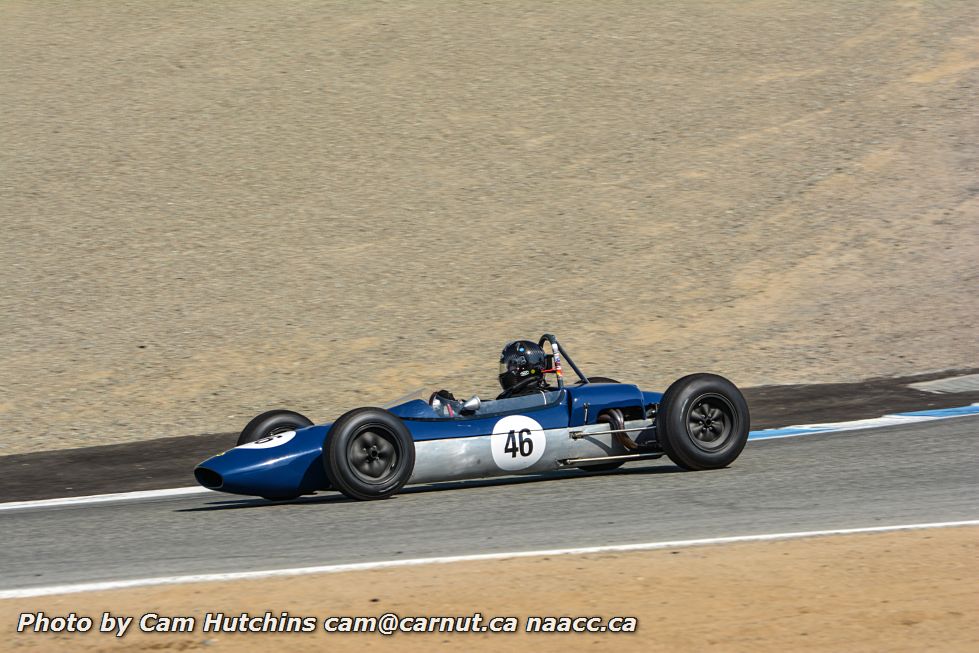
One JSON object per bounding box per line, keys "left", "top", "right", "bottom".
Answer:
{"left": 575, "top": 376, "right": 620, "bottom": 385}
{"left": 324, "top": 408, "right": 416, "bottom": 501}
{"left": 237, "top": 409, "right": 313, "bottom": 446}
{"left": 656, "top": 373, "right": 749, "bottom": 470}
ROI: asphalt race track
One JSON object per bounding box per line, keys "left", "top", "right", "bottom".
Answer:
{"left": 1, "top": 417, "right": 976, "bottom": 593}
{"left": 3, "top": 369, "right": 978, "bottom": 503}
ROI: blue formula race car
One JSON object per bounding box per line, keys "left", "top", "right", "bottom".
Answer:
{"left": 194, "top": 334, "right": 750, "bottom": 501}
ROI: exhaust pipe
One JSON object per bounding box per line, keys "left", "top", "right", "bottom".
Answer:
{"left": 599, "top": 408, "right": 638, "bottom": 450}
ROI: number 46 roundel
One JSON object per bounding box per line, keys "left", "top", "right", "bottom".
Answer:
{"left": 490, "top": 415, "right": 546, "bottom": 471}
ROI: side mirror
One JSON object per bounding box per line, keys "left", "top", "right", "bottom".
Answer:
{"left": 462, "top": 396, "right": 481, "bottom": 413}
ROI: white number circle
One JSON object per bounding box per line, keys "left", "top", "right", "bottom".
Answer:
{"left": 236, "top": 431, "right": 296, "bottom": 449}
{"left": 491, "top": 415, "right": 546, "bottom": 471}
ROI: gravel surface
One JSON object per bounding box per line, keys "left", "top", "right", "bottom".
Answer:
{"left": 5, "top": 528, "right": 976, "bottom": 652}
{"left": 1, "top": 1, "right": 977, "bottom": 454}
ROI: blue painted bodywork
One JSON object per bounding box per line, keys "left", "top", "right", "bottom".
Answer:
{"left": 199, "top": 425, "right": 332, "bottom": 498}
{"left": 196, "top": 382, "right": 663, "bottom": 498}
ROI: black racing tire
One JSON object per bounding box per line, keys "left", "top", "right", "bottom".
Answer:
{"left": 237, "top": 409, "right": 314, "bottom": 446}
{"left": 578, "top": 379, "right": 627, "bottom": 472}
{"left": 656, "top": 373, "right": 750, "bottom": 471}
{"left": 323, "top": 407, "right": 415, "bottom": 501}
{"left": 576, "top": 376, "right": 620, "bottom": 385}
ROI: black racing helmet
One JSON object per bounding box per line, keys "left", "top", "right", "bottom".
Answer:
{"left": 498, "top": 340, "right": 547, "bottom": 391}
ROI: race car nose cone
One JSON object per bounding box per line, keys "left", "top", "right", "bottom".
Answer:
{"left": 194, "top": 466, "right": 223, "bottom": 489}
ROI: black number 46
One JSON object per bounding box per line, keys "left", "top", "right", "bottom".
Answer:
{"left": 504, "top": 428, "right": 534, "bottom": 458}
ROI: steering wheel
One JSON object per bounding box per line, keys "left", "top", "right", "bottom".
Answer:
{"left": 497, "top": 376, "right": 542, "bottom": 400}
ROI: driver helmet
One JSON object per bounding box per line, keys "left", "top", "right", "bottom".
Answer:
{"left": 498, "top": 340, "right": 547, "bottom": 391}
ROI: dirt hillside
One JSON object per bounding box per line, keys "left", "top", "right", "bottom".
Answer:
{"left": 1, "top": 1, "right": 977, "bottom": 453}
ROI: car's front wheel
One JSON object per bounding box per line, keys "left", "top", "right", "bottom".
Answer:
{"left": 237, "top": 409, "right": 314, "bottom": 446}
{"left": 323, "top": 408, "right": 416, "bottom": 501}
{"left": 656, "top": 373, "right": 749, "bottom": 470}
{"left": 237, "top": 409, "right": 314, "bottom": 501}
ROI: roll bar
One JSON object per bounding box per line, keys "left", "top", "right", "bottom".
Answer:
{"left": 538, "top": 333, "right": 589, "bottom": 389}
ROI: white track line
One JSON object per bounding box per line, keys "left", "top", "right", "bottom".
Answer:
{"left": 2, "top": 519, "right": 976, "bottom": 599}
{"left": 2, "top": 404, "right": 976, "bottom": 513}
{"left": 746, "top": 402, "right": 979, "bottom": 441}
{"left": 0, "top": 486, "right": 211, "bottom": 512}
